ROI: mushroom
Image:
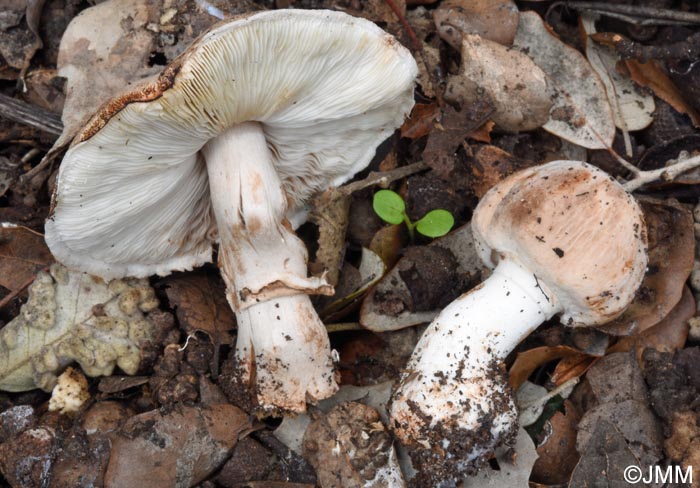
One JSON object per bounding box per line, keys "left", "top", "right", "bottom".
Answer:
{"left": 45, "top": 9, "right": 418, "bottom": 413}
{"left": 390, "top": 160, "right": 648, "bottom": 482}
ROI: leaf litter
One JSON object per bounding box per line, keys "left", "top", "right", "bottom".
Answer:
{"left": 1, "top": 0, "right": 700, "bottom": 486}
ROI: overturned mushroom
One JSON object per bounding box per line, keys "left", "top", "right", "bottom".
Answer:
{"left": 45, "top": 10, "right": 418, "bottom": 413}
{"left": 390, "top": 161, "right": 647, "bottom": 482}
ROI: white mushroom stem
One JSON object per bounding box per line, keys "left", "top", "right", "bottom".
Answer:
{"left": 203, "top": 122, "right": 337, "bottom": 412}
{"left": 390, "top": 258, "right": 561, "bottom": 480}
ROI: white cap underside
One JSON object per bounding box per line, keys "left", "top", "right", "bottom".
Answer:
{"left": 46, "top": 9, "right": 418, "bottom": 279}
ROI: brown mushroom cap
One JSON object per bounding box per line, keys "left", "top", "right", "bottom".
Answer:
{"left": 472, "top": 160, "right": 648, "bottom": 326}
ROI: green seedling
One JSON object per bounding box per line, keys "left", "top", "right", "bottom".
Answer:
{"left": 372, "top": 189, "right": 455, "bottom": 240}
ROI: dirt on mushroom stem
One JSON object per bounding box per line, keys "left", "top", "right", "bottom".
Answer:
{"left": 203, "top": 122, "right": 338, "bottom": 413}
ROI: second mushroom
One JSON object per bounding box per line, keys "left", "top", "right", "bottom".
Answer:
{"left": 390, "top": 160, "right": 648, "bottom": 483}
{"left": 45, "top": 10, "right": 418, "bottom": 413}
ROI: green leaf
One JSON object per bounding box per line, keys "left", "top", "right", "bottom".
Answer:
{"left": 372, "top": 190, "right": 406, "bottom": 225}
{"left": 415, "top": 209, "right": 455, "bottom": 238}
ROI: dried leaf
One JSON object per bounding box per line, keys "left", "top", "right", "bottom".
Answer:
{"left": 601, "top": 198, "right": 694, "bottom": 335}
{"left": 461, "top": 428, "right": 538, "bottom": 488}
{"left": 582, "top": 18, "right": 654, "bottom": 133}
{"left": 0, "top": 0, "right": 44, "bottom": 77}
{"left": 400, "top": 102, "right": 439, "bottom": 139}
{"left": 550, "top": 353, "right": 597, "bottom": 386}
{"left": 445, "top": 34, "right": 552, "bottom": 133}
{"left": 569, "top": 421, "right": 645, "bottom": 488}
{"left": 0, "top": 264, "right": 170, "bottom": 392}
{"left": 0, "top": 226, "right": 52, "bottom": 292}
{"left": 466, "top": 144, "right": 530, "bottom": 197}
{"left": 104, "top": 404, "right": 251, "bottom": 487}
{"left": 531, "top": 401, "right": 581, "bottom": 484}
{"left": 369, "top": 224, "right": 406, "bottom": 269}
{"left": 434, "top": 0, "right": 519, "bottom": 50}
{"left": 161, "top": 271, "right": 235, "bottom": 342}
{"left": 360, "top": 223, "right": 481, "bottom": 332}
{"left": 625, "top": 58, "right": 700, "bottom": 127}
{"left": 509, "top": 345, "right": 593, "bottom": 390}
{"left": 608, "top": 286, "right": 693, "bottom": 364}
{"left": 514, "top": 12, "right": 615, "bottom": 148}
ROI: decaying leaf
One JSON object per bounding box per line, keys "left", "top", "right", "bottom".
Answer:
{"left": 104, "top": 403, "right": 251, "bottom": 488}
{"left": 514, "top": 12, "right": 615, "bottom": 149}
{"left": 0, "top": 264, "right": 172, "bottom": 392}
{"left": 576, "top": 352, "right": 663, "bottom": 467}
{"left": 161, "top": 271, "right": 235, "bottom": 343}
{"left": 531, "top": 400, "right": 581, "bottom": 485}
{"left": 569, "top": 421, "right": 644, "bottom": 488}
{"left": 0, "top": 0, "right": 44, "bottom": 79}
{"left": 303, "top": 402, "right": 405, "bottom": 488}
{"left": 0, "top": 225, "right": 53, "bottom": 293}
{"left": 360, "top": 223, "right": 481, "bottom": 332}
{"left": 461, "top": 428, "right": 538, "bottom": 488}
{"left": 601, "top": 198, "right": 694, "bottom": 335}
{"left": 608, "top": 286, "right": 693, "bottom": 364}
{"left": 509, "top": 345, "right": 593, "bottom": 390}
{"left": 53, "top": 0, "right": 161, "bottom": 150}
{"left": 465, "top": 144, "right": 531, "bottom": 197}
{"left": 444, "top": 34, "right": 552, "bottom": 133}
{"left": 400, "top": 102, "right": 440, "bottom": 140}
{"left": 434, "top": 0, "right": 519, "bottom": 50}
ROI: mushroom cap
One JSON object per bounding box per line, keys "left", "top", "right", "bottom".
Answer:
{"left": 45, "top": 9, "right": 418, "bottom": 280}
{"left": 472, "top": 160, "right": 647, "bottom": 326}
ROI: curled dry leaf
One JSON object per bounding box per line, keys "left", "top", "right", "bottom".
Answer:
{"left": 303, "top": 402, "right": 405, "bottom": 488}
{"left": 608, "top": 286, "right": 693, "bottom": 364}
{"left": 161, "top": 271, "right": 235, "bottom": 342}
{"left": 531, "top": 400, "right": 581, "bottom": 485}
{"left": 0, "top": 264, "right": 171, "bottom": 392}
{"left": 465, "top": 144, "right": 531, "bottom": 197}
{"left": 581, "top": 16, "right": 654, "bottom": 134}
{"left": 0, "top": 226, "right": 53, "bottom": 294}
{"left": 509, "top": 345, "right": 593, "bottom": 391}
{"left": 104, "top": 404, "right": 251, "bottom": 488}
{"left": 444, "top": 34, "right": 552, "bottom": 133}
{"left": 514, "top": 12, "right": 615, "bottom": 149}
{"left": 600, "top": 198, "right": 694, "bottom": 335}
{"left": 400, "top": 102, "right": 439, "bottom": 140}
{"left": 434, "top": 0, "right": 519, "bottom": 50}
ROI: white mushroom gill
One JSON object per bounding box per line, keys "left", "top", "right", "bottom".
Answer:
{"left": 203, "top": 122, "right": 336, "bottom": 411}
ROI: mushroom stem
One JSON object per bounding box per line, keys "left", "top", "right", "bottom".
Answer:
{"left": 390, "top": 258, "right": 561, "bottom": 481}
{"left": 203, "top": 122, "right": 337, "bottom": 412}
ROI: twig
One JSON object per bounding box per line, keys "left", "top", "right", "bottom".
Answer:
{"left": 334, "top": 161, "right": 429, "bottom": 198}
{"left": 384, "top": 0, "right": 422, "bottom": 52}
{"left": 0, "top": 92, "right": 63, "bottom": 137}
{"left": 624, "top": 152, "right": 700, "bottom": 192}
{"left": 550, "top": 1, "right": 700, "bottom": 25}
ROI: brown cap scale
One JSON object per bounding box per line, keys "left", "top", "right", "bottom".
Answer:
{"left": 390, "top": 160, "right": 647, "bottom": 483}
{"left": 45, "top": 9, "right": 418, "bottom": 413}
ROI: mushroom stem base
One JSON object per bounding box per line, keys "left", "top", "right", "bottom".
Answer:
{"left": 203, "top": 122, "right": 337, "bottom": 412}
{"left": 390, "top": 258, "right": 561, "bottom": 483}
{"left": 235, "top": 294, "right": 338, "bottom": 413}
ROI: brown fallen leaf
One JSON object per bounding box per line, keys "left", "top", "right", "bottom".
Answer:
{"left": 514, "top": 12, "right": 615, "bottom": 149}
{"left": 465, "top": 120, "right": 494, "bottom": 143}
{"left": 509, "top": 345, "right": 593, "bottom": 390}
{"left": 0, "top": 226, "right": 53, "bottom": 293}
{"left": 369, "top": 224, "right": 406, "bottom": 269}
{"left": 601, "top": 198, "right": 694, "bottom": 335}
{"left": 434, "top": 0, "right": 519, "bottom": 50}
{"left": 0, "top": 0, "right": 44, "bottom": 79}
{"left": 444, "top": 34, "right": 552, "bottom": 133}
{"left": 161, "top": 271, "right": 235, "bottom": 342}
{"left": 550, "top": 353, "right": 597, "bottom": 387}
{"left": 531, "top": 400, "right": 581, "bottom": 485}
{"left": 104, "top": 403, "right": 251, "bottom": 488}
{"left": 465, "top": 144, "right": 530, "bottom": 197}
{"left": 400, "top": 102, "right": 439, "bottom": 139}
{"left": 608, "top": 286, "right": 693, "bottom": 364}
{"left": 569, "top": 421, "right": 645, "bottom": 488}
{"left": 625, "top": 58, "right": 700, "bottom": 127}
